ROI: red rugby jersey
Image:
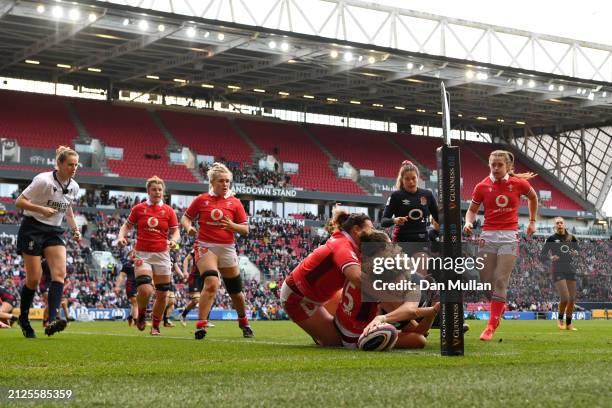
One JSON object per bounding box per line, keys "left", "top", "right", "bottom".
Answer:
{"left": 470, "top": 174, "right": 532, "bottom": 231}
{"left": 335, "top": 280, "right": 378, "bottom": 338}
{"left": 127, "top": 201, "right": 178, "bottom": 252}
{"left": 184, "top": 192, "right": 248, "bottom": 244}
{"left": 287, "top": 231, "right": 360, "bottom": 303}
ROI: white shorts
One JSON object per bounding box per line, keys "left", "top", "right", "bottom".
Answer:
{"left": 134, "top": 251, "right": 172, "bottom": 276}
{"left": 478, "top": 230, "right": 519, "bottom": 256}
{"left": 196, "top": 241, "right": 238, "bottom": 269}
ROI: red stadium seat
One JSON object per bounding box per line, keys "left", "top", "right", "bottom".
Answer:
{"left": 0, "top": 90, "right": 77, "bottom": 148}
{"left": 237, "top": 119, "right": 365, "bottom": 195}
{"left": 73, "top": 100, "right": 196, "bottom": 183}
{"left": 157, "top": 111, "right": 253, "bottom": 163}
{"left": 308, "top": 125, "right": 408, "bottom": 178}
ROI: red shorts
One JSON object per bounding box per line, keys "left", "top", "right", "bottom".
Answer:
{"left": 280, "top": 280, "right": 322, "bottom": 323}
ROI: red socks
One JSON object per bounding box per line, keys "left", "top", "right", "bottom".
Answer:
{"left": 238, "top": 316, "right": 249, "bottom": 327}
{"left": 488, "top": 300, "right": 506, "bottom": 330}
{"left": 152, "top": 315, "right": 161, "bottom": 330}
{"left": 196, "top": 320, "right": 207, "bottom": 329}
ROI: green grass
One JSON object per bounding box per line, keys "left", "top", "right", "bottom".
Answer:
{"left": 1, "top": 320, "right": 611, "bottom": 407}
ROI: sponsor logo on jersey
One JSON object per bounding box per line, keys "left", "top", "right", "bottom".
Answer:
{"left": 45, "top": 200, "right": 70, "bottom": 212}
{"left": 495, "top": 195, "right": 509, "bottom": 208}
{"left": 147, "top": 217, "right": 159, "bottom": 228}
{"left": 211, "top": 208, "right": 224, "bottom": 221}
{"left": 560, "top": 244, "right": 570, "bottom": 253}
{"left": 408, "top": 208, "right": 424, "bottom": 220}
{"left": 402, "top": 199, "right": 410, "bottom": 205}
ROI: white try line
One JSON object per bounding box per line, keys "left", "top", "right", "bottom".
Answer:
{"left": 65, "top": 330, "right": 523, "bottom": 357}
{"left": 66, "top": 330, "right": 301, "bottom": 346}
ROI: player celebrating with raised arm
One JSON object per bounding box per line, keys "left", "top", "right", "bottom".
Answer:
{"left": 15, "top": 146, "right": 81, "bottom": 338}
{"left": 117, "top": 176, "right": 180, "bottom": 336}
{"left": 181, "top": 162, "right": 252, "bottom": 340}
{"left": 540, "top": 217, "right": 579, "bottom": 331}
{"left": 281, "top": 209, "right": 373, "bottom": 346}
{"left": 464, "top": 150, "right": 538, "bottom": 341}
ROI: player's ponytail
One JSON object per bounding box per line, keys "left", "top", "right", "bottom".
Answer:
{"left": 395, "top": 160, "right": 420, "bottom": 190}
{"left": 489, "top": 150, "right": 536, "bottom": 180}
{"left": 339, "top": 213, "right": 371, "bottom": 233}
{"left": 55, "top": 145, "right": 78, "bottom": 168}
{"left": 327, "top": 207, "right": 349, "bottom": 233}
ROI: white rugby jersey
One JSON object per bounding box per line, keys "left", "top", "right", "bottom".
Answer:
{"left": 21, "top": 171, "right": 79, "bottom": 227}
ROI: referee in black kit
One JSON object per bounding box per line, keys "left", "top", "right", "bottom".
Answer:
{"left": 15, "top": 146, "right": 82, "bottom": 338}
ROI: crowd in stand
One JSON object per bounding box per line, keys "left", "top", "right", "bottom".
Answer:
{"left": 0, "top": 207, "right": 610, "bottom": 321}
{"left": 198, "top": 161, "right": 291, "bottom": 189}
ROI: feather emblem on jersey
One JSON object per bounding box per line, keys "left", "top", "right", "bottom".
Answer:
{"left": 420, "top": 196, "right": 427, "bottom": 206}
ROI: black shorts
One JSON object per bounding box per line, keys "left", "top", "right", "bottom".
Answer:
{"left": 553, "top": 270, "right": 576, "bottom": 282}
{"left": 552, "top": 263, "right": 576, "bottom": 282}
{"left": 394, "top": 233, "right": 429, "bottom": 256}
{"left": 125, "top": 277, "right": 137, "bottom": 298}
{"left": 187, "top": 272, "right": 203, "bottom": 293}
{"left": 17, "top": 216, "right": 65, "bottom": 256}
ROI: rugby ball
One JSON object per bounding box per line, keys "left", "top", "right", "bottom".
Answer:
{"left": 357, "top": 324, "right": 398, "bottom": 351}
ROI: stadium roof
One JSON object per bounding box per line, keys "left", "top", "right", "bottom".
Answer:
{"left": 1, "top": 0, "right": 611, "bottom": 134}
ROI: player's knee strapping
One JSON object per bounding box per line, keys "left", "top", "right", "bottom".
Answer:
{"left": 155, "top": 282, "right": 172, "bottom": 292}
{"left": 223, "top": 275, "right": 243, "bottom": 294}
{"left": 201, "top": 270, "right": 219, "bottom": 279}
{"left": 136, "top": 275, "right": 152, "bottom": 287}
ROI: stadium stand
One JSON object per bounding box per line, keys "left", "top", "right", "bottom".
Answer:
{"left": 236, "top": 119, "right": 365, "bottom": 194}
{"left": 0, "top": 90, "right": 77, "bottom": 148}
{"left": 157, "top": 111, "right": 253, "bottom": 164}
{"left": 73, "top": 100, "right": 196, "bottom": 182}
{"left": 466, "top": 141, "right": 583, "bottom": 210}
{"left": 308, "top": 125, "right": 407, "bottom": 178}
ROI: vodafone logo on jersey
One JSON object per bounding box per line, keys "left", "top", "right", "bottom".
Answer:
{"left": 211, "top": 208, "right": 224, "bottom": 221}
{"left": 147, "top": 217, "right": 159, "bottom": 228}
{"left": 495, "top": 195, "right": 509, "bottom": 208}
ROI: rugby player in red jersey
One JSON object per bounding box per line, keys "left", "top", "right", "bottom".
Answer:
{"left": 281, "top": 209, "right": 373, "bottom": 346}
{"left": 117, "top": 176, "right": 180, "bottom": 336}
{"left": 181, "top": 163, "right": 251, "bottom": 340}
{"left": 463, "top": 150, "right": 538, "bottom": 341}
{"left": 335, "top": 230, "right": 439, "bottom": 349}
{"left": 0, "top": 285, "right": 18, "bottom": 327}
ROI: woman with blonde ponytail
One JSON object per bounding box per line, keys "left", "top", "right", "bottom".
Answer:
{"left": 463, "top": 149, "right": 539, "bottom": 341}
{"left": 181, "top": 162, "right": 253, "bottom": 340}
